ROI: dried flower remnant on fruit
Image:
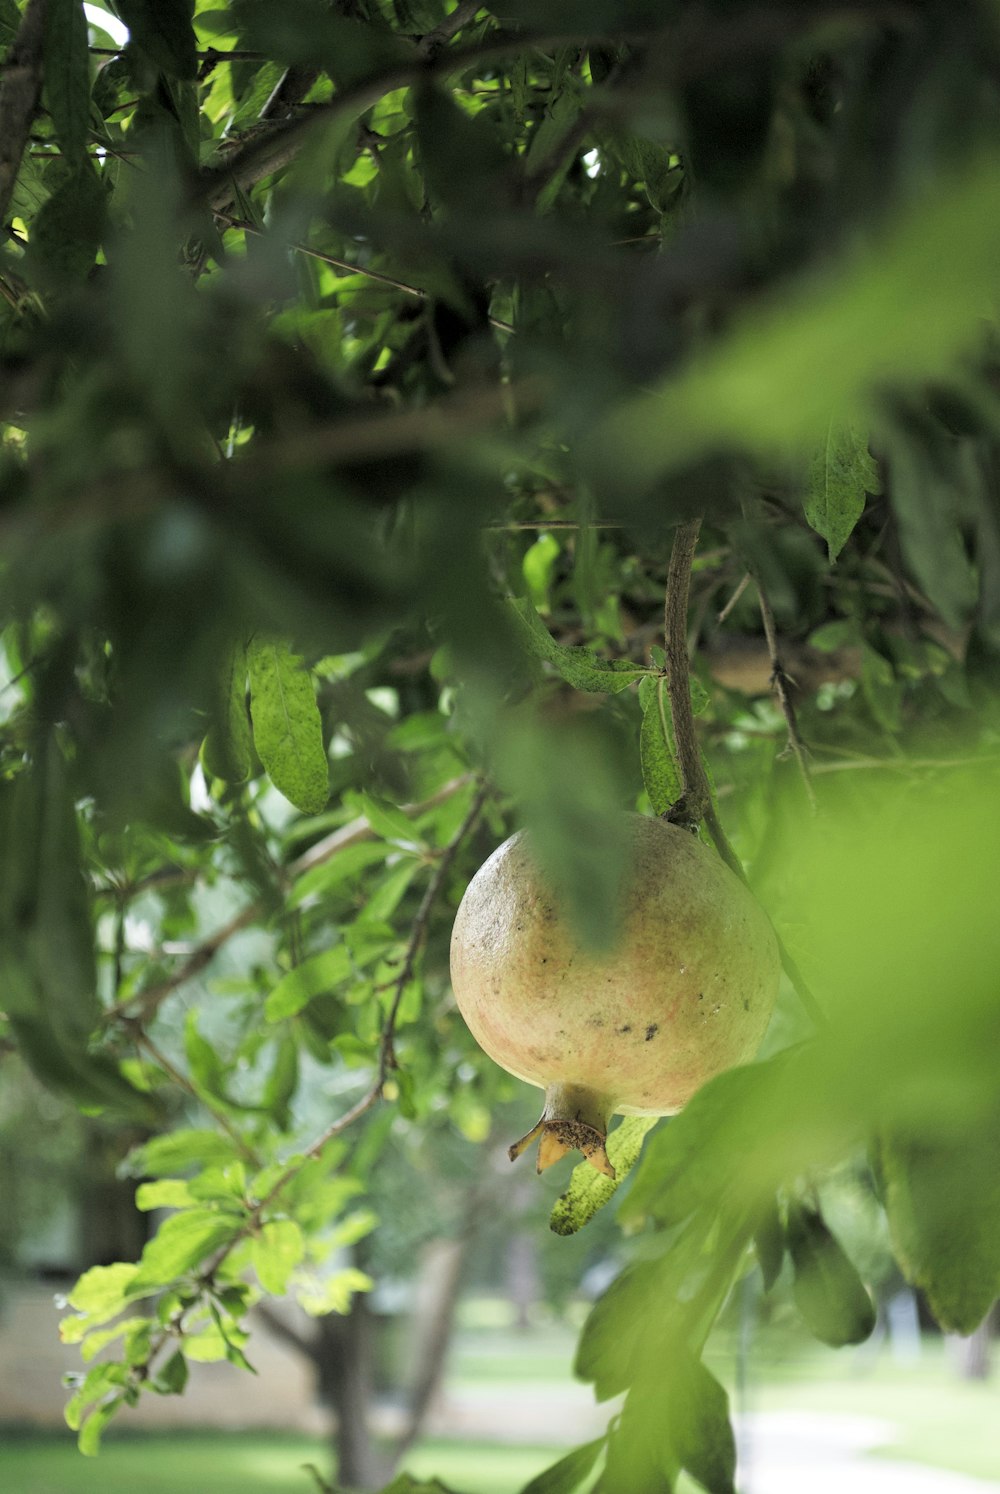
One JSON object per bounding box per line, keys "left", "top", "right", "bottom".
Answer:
{"left": 450, "top": 814, "right": 781, "bottom": 1176}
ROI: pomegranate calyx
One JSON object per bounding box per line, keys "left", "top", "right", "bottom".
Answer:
{"left": 507, "top": 1084, "right": 617, "bottom": 1179}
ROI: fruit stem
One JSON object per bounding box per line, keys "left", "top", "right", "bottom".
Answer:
{"left": 508, "top": 1083, "right": 617, "bottom": 1178}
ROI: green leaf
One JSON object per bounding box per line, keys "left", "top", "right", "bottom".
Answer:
{"left": 154, "top": 1349, "right": 189, "bottom": 1395}
{"left": 639, "top": 676, "right": 680, "bottom": 815}
{"left": 860, "top": 644, "right": 902, "bottom": 733}
{"left": 600, "top": 151, "right": 1000, "bottom": 484}
{"left": 296, "top": 1266, "right": 373, "bottom": 1317}
{"left": 78, "top": 1394, "right": 124, "bottom": 1455}
{"left": 574, "top": 1257, "right": 667, "bottom": 1402}
{"left": 135, "top": 1179, "right": 196, "bottom": 1212}
{"left": 126, "top": 1129, "right": 242, "bottom": 1177}
{"left": 874, "top": 1116, "right": 1000, "bottom": 1334}
{"left": 619, "top": 1061, "right": 785, "bottom": 1232}
{"left": 184, "top": 1009, "right": 229, "bottom": 1096}
{"left": 202, "top": 642, "right": 251, "bottom": 783}
{"left": 805, "top": 420, "right": 880, "bottom": 561}
{"left": 27, "top": 161, "right": 106, "bottom": 290}
{"left": 886, "top": 429, "right": 980, "bottom": 630}
{"left": 509, "top": 597, "right": 646, "bottom": 694}
{"left": 549, "top": 1116, "right": 658, "bottom": 1236}
{"left": 67, "top": 1262, "right": 141, "bottom": 1323}
{"left": 251, "top": 1219, "right": 305, "bottom": 1294}
{"left": 670, "top": 1357, "right": 736, "bottom": 1494}
{"left": 116, "top": 0, "right": 197, "bottom": 79}
{"left": 519, "top": 1436, "right": 606, "bottom": 1494}
{"left": 131, "top": 1209, "right": 243, "bottom": 1293}
{"left": 248, "top": 638, "right": 329, "bottom": 814}
{"left": 786, "top": 1200, "right": 876, "bottom": 1347}
{"left": 265, "top": 945, "right": 353, "bottom": 1021}
{"left": 353, "top": 791, "right": 426, "bottom": 846}
{"left": 44, "top": 0, "right": 91, "bottom": 163}
{"left": 753, "top": 1197, "right": 785, "bottom": 1292}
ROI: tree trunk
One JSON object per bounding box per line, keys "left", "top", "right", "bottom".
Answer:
{"left": 949, "top": 1302, "right": 997, "bottom": 1381}
{"left": 316, "top": 1291, "right": 381, "bottom": 1491}
{"left": 505, "top": 1229, "right": 541, "bottom": 1332}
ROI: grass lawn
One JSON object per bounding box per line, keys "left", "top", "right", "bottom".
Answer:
{"left": 3, "top": 1325, "right": 999, "bottom": 1492}
{"left": 0, "top": 1431, "right": 563, "bottom": 1494}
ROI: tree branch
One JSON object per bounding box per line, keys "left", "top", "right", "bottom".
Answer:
{"left": 379, "top": 780, "right": 491, "bottom": 1074}
{"left": 196, "top": 28, "right": 641, "bottom": 213}
{"left": 663, "top": 518, "right": 709, "bottom": 830}
{"left": 200, "top": 780, "right": 491, "bottom": 1274}
{"left": 105, "top": 774, "right": 474, "bottom": 1025}
{"left": 756, "top": 579, "right": 817, "bottom": 811}
{"left": 0, "top": 0, "right": 47, "bottom": 228}
{"left": 662, "top": 520, "right": 826, "bottom": 1029}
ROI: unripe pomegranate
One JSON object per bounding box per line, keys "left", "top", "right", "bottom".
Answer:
{"left": 450, "top": 814, "right": 780, "bottom": 1178}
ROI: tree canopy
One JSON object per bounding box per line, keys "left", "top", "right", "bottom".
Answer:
{"left": 1, "top": 0, "right": 1000, "bottom": 1489}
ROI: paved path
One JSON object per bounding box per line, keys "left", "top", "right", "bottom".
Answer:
{"left": 425, "top": 1387, "right": 1000, "bottom": 1494}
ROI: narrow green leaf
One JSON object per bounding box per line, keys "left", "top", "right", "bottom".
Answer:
{"left": 78, "top": 1394, "right": 124, "bottom": 1456}
{"left": 860, "top": 644, "right": 902, "bottom": 733}
{"left": 116, "top": 0, "right": 197, "bottom": 79}
{"left": 874, "top": 1116, "right": 1000, "bottom": 1334}
{"left": 786, "top": 1200, "right": 876, "bottom": 1347}
{"left": 44, "top": 0, "right": 91, "bottom": 163}
{"left": 550, "top": 1116, "right": 658, "bottom": 1236}
{"left": 126, "top": 1129, "right": 242, "bottom": 1177}
{"left": 805, "top": 420, "right": 879, "bottom": 561}
{"left": 202, "top": 642, "right": 251, "bottom": 783}
{"left": 184, "top": 1009, "right": 228, "bottom": 1095}
{"left": 248, "top": 638, "right": 328, "bottom": 814}
{"left": 886, "top": 431, "right": 979, "bottom": 629}
{"left": 669, "top": 1356, "right": 737, "bottom": 1494}
{"left": 265, "top": 945, "right": 353, "bottom": 1021}
{"left": 131, "top": 1209, "right": 242, "bottom": 1293}
{"left": 753, "top": 1197, "right": 785, "bottom": 1292}
{"left": 509, "top": 597, "right": 646, "bottom": 694}
{"left": 639, "top": 676, "right": 680, "bottom": 815}
{"left": 353, "top": 791, "right": 426, "bottom": 846}
{"left": 519, "top": 1436, "right": 606, "bottom": 1494}
{"left": 27, "top": 161, "right": 106, "bottom": 289}
{"left": 574, "top": 1258, "right": 667, "bottom": 1402}
{"left": 251, "top": 1219, "right": 305, "bottom": 1294}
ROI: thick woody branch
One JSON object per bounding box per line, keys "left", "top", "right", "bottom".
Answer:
{"left": 0, "top": 0, "right": 47, "bottom": 227}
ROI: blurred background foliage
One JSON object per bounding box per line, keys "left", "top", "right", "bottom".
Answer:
{"left": 1, "top": 0, "right": 1000, "bottom": 1489}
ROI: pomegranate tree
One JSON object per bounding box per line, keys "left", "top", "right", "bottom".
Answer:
{"left": 450, "top": 813, "right": 780, "bottom": 1177}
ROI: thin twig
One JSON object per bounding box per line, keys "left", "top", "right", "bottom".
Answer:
{"left": 213, "top": 209, "right": 515, "bottom": 333}
{"left": 716, "top": 570, "right": 751, "bottom": 625}
{"left": 126, "top": 1023, "right": 262, "bottom": 1166}
{"left": 662, "top": 521, "right": 826, "bottom": 1030}
{"left": 105, "top": 774, "right": 474, "bottom": 1025}
{"left": 756, "top": 580, "right": 817, "bottom": 812}
{"left": 201, "top": 781, "right": 492, "bottom": 1270}
{"left": 663, "top": 519, "right": 709, "bottom": 829}
{"left": 379, "top": 780, "right": 491, "bottom": 1073}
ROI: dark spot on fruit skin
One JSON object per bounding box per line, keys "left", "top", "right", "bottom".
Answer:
{"left": 618, "top": 1024, "right": 632, "bottom": 1034}
{"left": 697, "top": 992, "right": 704, "bottom": 1002}
{"left": 743, "top": 998, "right": 750, "bottom": 1012}
{"left": 587, "top": 1015, "right": 606, "bottom": 1027}
{"left": 645, "top": 1024, "right": 658, "bottom": 1041}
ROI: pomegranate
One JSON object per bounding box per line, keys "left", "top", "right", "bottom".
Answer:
{"left": 450, "top": 814, "right": 780, "bottom": 1177}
